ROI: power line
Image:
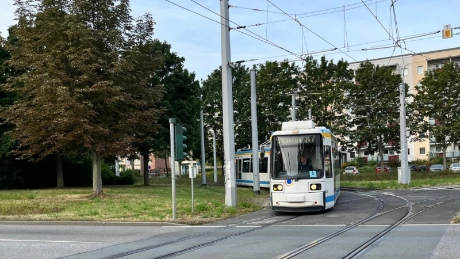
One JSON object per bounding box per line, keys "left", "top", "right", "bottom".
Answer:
{"left": 232, "top": 0, "right": 389, "bottom": 21}
{"left": 188, "top": 0, "right": 303, "bottom": 59}
{"left": 266, "top": 0, "right": 358, "bottom": 62}
{"left": 243, "top": 0, "right": 389, "bottom": 28}
{"left": 164, "top": 0, "right": 303, "bottom": 60}
{"left": 361, "top": 0, "right": 396, "bottom": 44}
{"left": 361, "top": 0, "right": 432, "bottom": 61}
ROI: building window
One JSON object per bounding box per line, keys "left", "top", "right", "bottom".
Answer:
{"left": 417, "top": 66, "right": 423, "bottom": 74}
{"left": 408, "top": 148, "right": 410, "bottom": 155}
{"left": 419, "top": 147, "right": 425, "bottom": 155}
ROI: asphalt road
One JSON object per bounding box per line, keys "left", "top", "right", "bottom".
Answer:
{"left": 1, "top": 187, "right": 460, "bottom": 259}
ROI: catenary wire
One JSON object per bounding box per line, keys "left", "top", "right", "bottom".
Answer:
{"left": 189, "top": 0, "right": 303, "bottom": 59}
{"left": 231, "top": 0, "right": 385, "bottom": 16}
{"left": 165, "top": 0, "right": 303, "bottom": 60}
{"left": 266, "top": 0, "right": 357, "bottom": 62}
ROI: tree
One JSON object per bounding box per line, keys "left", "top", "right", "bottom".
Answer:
{"left": 201, "top": 64, "right": 252, "bottom": 173}
{"left": 345, "top": 61, "right": 405, "bottom": 168}
{"left": 3, "top": 0, "right": 163, "bottom": 195}
{"left": 256, "top": 61, "right": 300, "bottom": 140}
{"left": 408, "top": 62, "right": 460, "bottom": 169}
{"left": 231, "top": 64, "right": 251, "bottom": 149}
{"left": 298, "top": 56, "right": 354, "bottom": 140}
{"left": 148, "top": 40, "right": 201, "bottom": 180}
{"left": 202, "top": 68, "right": 225, "bottom": 172}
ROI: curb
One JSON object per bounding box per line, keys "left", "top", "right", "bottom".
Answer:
{"left": 0, "top": 220, "right": 188, "bottom": 227}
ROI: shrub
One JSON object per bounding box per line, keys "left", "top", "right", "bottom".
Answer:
{"left": 387, "top": 160, "right": 400, "bottom": 168}
{"left": 355, "top": 157, "right": 367, "bottom": 167}
{"left": 101, "top": 162, "right": 134, "bottom": 185}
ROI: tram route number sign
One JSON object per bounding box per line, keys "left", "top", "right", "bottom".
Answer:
{"left": 442, "top": 24, "right": 452, "bottom": 39}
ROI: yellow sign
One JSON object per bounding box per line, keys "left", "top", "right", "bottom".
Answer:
{"left": 443, "top": 24, "right": 452, "bottom": 39}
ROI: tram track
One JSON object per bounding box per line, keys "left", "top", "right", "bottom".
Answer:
{"left": 274, "top": 190, "right": 460, "bottom": 259}
{"left": 76, "top": 213, "right": 299, "bottom": 259}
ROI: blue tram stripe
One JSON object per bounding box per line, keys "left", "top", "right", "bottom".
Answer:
{"left": 236, "top": 179, "right": 270, "bottom": 185}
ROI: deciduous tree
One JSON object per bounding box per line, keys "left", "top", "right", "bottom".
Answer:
{"left": 408, "top": 62, "right": 460, "bottom": 168}
{"left": 345, "top": 61, "right": 404, "bottom": 168}
{"left": 3, "top": 0, "right": 163, "bottom": 195}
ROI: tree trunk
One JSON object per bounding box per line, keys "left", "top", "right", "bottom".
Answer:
{"left": 379, "top": 145, "right": 385, "bottom": 169}
{"left": 92, "top": 150, "right": 103, "bottom": 196}
{"left": 164, "top": 155, "right": 169, "bottom": 178}
{"left": 142, "top": 151, "right": 150, "bottom": 186}
{"left": 56, "top": 153, "right": 64, "bottom": 188}
{"left": 221, "top": 153, "right": 225, "bottom": 175}
{"left": 443, "top": 148, "right": 447, "bottom": 169}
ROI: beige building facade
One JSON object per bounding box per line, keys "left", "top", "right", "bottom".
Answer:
{"left": 348, "top": 47, "right": 460, "bottom": 162}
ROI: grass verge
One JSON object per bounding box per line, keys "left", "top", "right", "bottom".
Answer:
{"left": 2, "top": 170, "right": 460, "bottom": 224}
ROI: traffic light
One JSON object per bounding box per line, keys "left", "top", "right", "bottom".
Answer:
{"left": 175, "top": 124, "right": 187, "bottom": 161}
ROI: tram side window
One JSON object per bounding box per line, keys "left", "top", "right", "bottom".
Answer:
{"left": 325, "top": 145, "right": 332, "bottom": 178}
{"left": 242, "top": 158, "right": 252, "bottom": 173}
{"left": 259, "top": 157, "right": 268, "bottom": 173}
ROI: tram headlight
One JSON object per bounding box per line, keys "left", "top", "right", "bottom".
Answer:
{"left": 310, "top": 183, "right": 322, "bottom": 191}
{"left": 272, "top": 184, "right": 283, "bottom": 191}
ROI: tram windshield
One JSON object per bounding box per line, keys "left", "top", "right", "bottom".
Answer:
{"left": 271, "top": 134, "right": 323, "bottom": 180}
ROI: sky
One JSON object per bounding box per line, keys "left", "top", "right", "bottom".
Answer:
{"left": 1, "top": 0, "right": 459, "bottom": 82}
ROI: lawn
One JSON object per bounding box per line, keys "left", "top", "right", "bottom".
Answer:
{"left": 0, "top": 173, "right": 269, "bottom": 225}
{"left": 1, "top": 170, "right": 460, "bottom": 224}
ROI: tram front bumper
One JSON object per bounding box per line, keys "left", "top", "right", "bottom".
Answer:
{"left": 271, "top": 192, "right": 325, "bottom": 211}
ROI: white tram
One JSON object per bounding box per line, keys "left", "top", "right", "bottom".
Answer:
{"left": 270, "top": 120, "right": 342, "bottom": 212}
{"left": 235, "top": 143, "right": 271, "bottom": 188}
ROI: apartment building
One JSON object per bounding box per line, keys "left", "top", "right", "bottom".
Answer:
{"left": 348, "top": 47, "right": 460, "bottom": 162}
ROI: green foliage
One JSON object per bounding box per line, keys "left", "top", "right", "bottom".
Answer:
{"left": 346, "top": 160, "right": 359, "bottom": 166}
{"left": 344, "top": 61, "right": 404, "bottom": 159}
{"left": 144, "top": 40, "right": 200, "bottom": 184}
{"left": 256, "top": 61, "right": 299, "bottom": 139}
{"left": 100, "top": 162, "right": 134, "bottom": 185}
{"left": 408, "top": 62, "right": 460, "bottom": 169}
{"left": 428, "top": 156, "right": 443, "bottom": 166}
{"left": 355, "top": 157, "right": 367, "bottom": 167}
{"left": 387, "top": 160, "right": 400, "bottom": 168}
{"left": 298, "top": 56, "right": 354, "bottom": 139}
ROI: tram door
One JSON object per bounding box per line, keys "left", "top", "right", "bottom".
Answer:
{"left": 235, "top": 159, "right": 241, "bottom": 180}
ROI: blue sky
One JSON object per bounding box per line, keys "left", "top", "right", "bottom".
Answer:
{"left": 1, "top": 0, "right": 459, "bottom": 82}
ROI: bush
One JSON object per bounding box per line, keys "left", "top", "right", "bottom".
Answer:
{"left": 102, "top": 163, "right": 134, "bottom": 185}
{"left": 387, "top": 160, "right": 400, "bottom": 168}
{"left": 355, "top": 157, "right": 367, "bottom": 167}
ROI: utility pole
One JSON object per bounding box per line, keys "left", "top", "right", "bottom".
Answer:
{"left": 200, "top": 109, "right": 206, "bottom": 186}
{"left": 250, "top": 69, "right": 260, "bottom": 194}
{"left": 212, "top": 130, "right": 217, "bottom": 183}
{"left": 221, "top": 0, "right": 237, "bottom": 206}
{"left": 169, "top": 118, "right": 177, "bottom": 220}
{"left": 398, "top": 81, "right": 410, "bottom": 184}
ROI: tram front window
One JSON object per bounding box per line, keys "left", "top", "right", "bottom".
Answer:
{"left": 272, "top": 134, "right": 324, "bottom": 180}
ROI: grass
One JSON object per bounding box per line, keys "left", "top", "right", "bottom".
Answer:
{"left": 1, "top": 170, "right": 460, "bottom": 224}
{"left": 0, "top": 173, "right": 269, "bottom": 225}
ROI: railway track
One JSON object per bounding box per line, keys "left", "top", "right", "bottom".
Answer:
{"left": 274, "top": 190, "right": 460, "bottom": 259}
{"left": 59, "top": 188, "right": 460, "bottom": 259}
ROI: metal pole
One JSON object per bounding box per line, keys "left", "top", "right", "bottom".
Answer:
{"left": 200, "top": 110, "right": 206, "bottom": 186}
{"left": 169, "top": 118, "right": 176, "bottom": 220}
{"left": 291, "top": 93, "right": 296, "bottom": 121}
{"left": 115, "top": 157, "right": 120, "bottom": 176}
{"left": 221, "top": 0, "right": 237, "bottom": 207}
{"left": 191, "top": 166, "right": 195, "bottom": 213}
{"left": 212, "top": 130, "right": 217, "bottom": 183}
{"left": 399, "top": 82, "right": 410, "bottom": 184}
{"left": 250, "top": 69, "right": 260, "bottom": 194}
